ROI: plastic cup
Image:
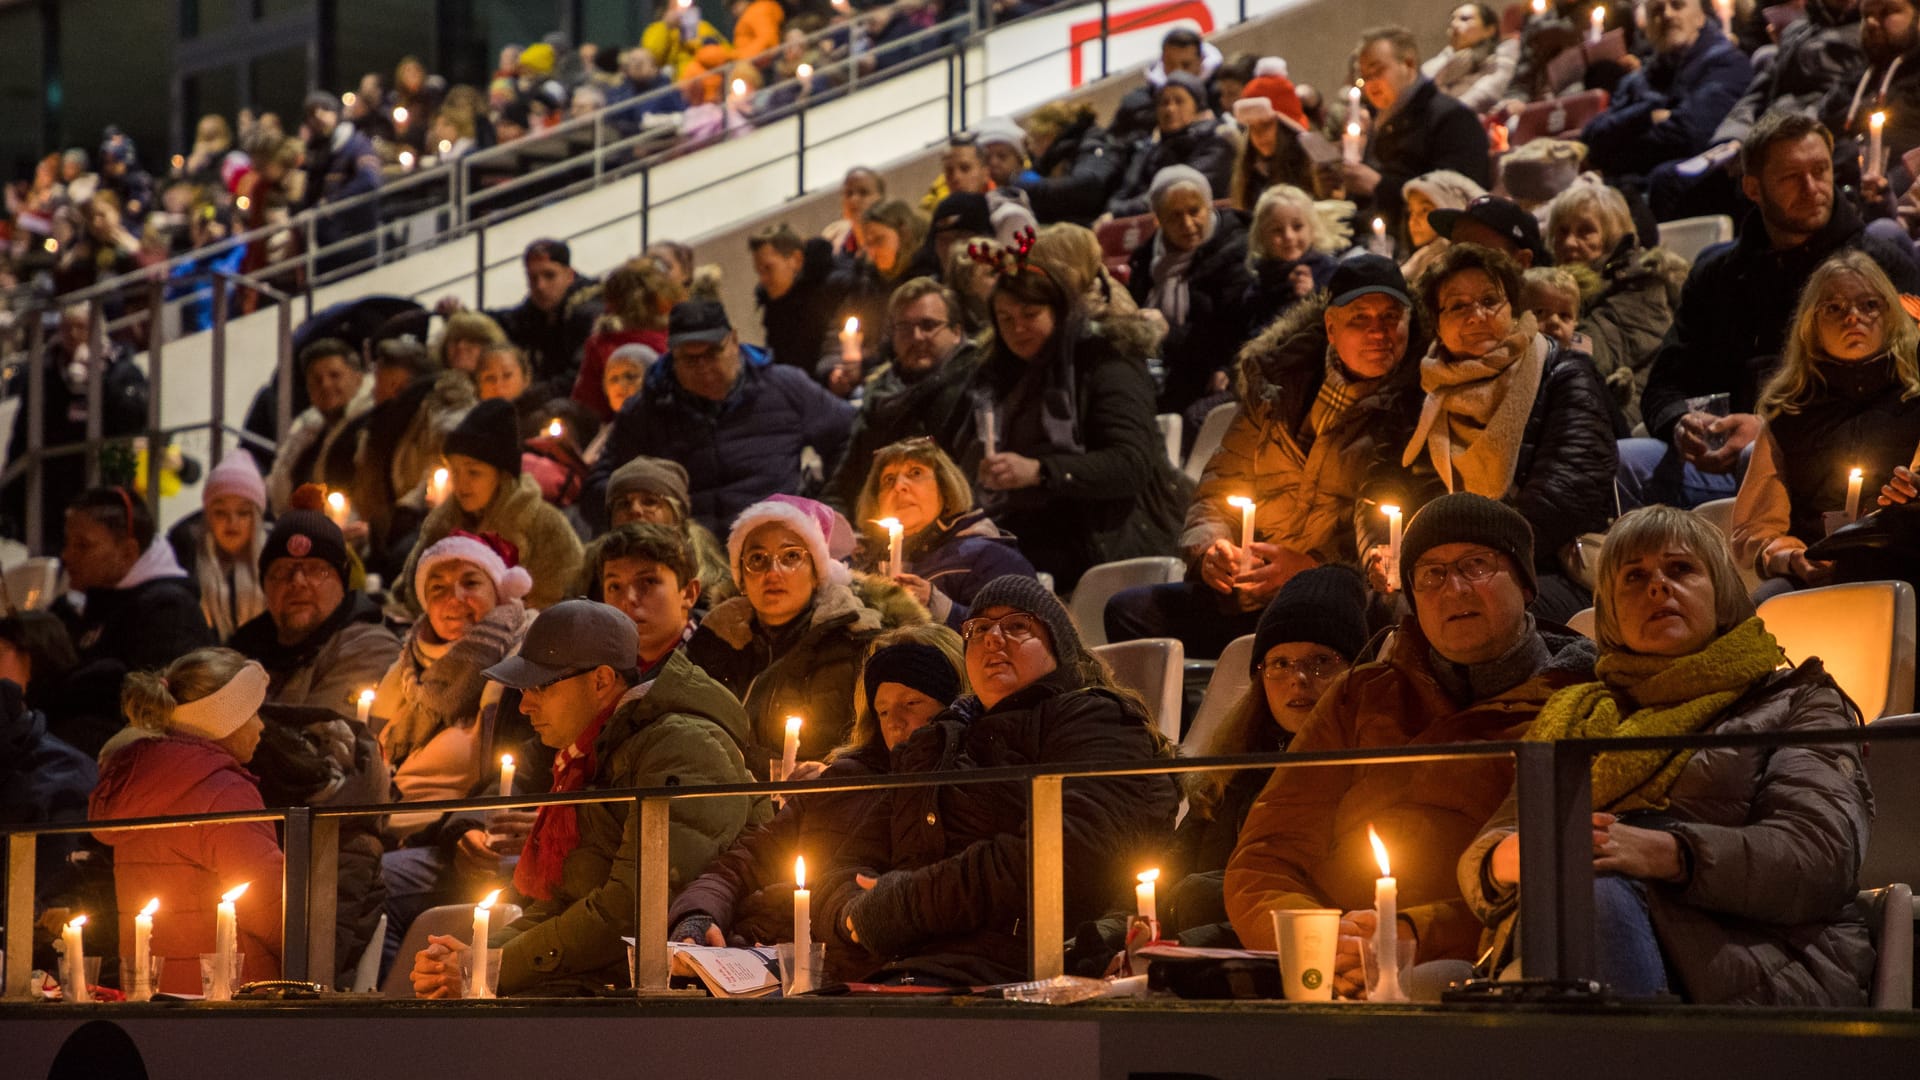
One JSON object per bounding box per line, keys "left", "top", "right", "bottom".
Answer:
{"left": 199, "top": 952, "right": 244, "bottom": 1000}
{"left": 776, "top": 941, "right": 825, "bottom": 996}
{"left": 1686, "top": 392, "right": 1732, "bottom": 449}
{"left": 1271, "top": 908, "right": 1340, "bottom": 1002}
{"left": 462, "top": 947, "right": 504, "bottom": 998}
{"left": 127, "top": 950, "right": 163, "bottom": 1001}
{"left": 59, "top": 954, "right": 103, "bottom": 1001}
{"left": 1361, "top": 934, "right": 1417, "bottom": 1001}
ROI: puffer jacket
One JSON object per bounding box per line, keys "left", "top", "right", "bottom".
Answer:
{"left": 1582, "top": 24, "right": 1751, "bottom": 179}
{"left": 1185, "top": 293, "right": 1428, "bottom": 568}
{"left": 1126, "top": 209, "right": 1254, "bottom": 415}
{"left": 251, "top": 702, "right": 390, "bottom": 989}
{"left": 495, "top": 650, "right": 771, "bottom": 993}
{"left": 1106, "top": 119, "right": 1239, "bottom": 220}
{"left": 1225, "top": 620, "right": 1596, "bottom": 957}
{"left": 1015, "top": 109, "right": 1123, "bottom": 226}
{"left": 823, "top": 341, "right": 984, "bottom": 514}
{"left": 398, "top": 471, "right": 586, "bottom": 612}
{"left": 1460, "top": 661, "right": 1874, "bottom": 1005}
{"left": 819, "top": 670, "right": 1180, "bottom": 986}
{"left": 1713, "top": 0, "right": 1864, "bottom": 146}
{"left": 0, "top": 680, "right": 97, "bottom": 914}
{"left": 687, "top": 574, "right": 927, "bottom": 769}
{"left": 853, "top": 508, "right": 1039, "bottom": 629}
{"left": 1572, "top": 239, "right": 1688, "bottom": 433}
{"left": 91, "top": 729, "right": 285, "bottom": 993}
{"left": 229, "top": 591, "right": 402, "bottom": 724}
{"left": 1359, "top": 336, "right": 1617, "bottom": 572}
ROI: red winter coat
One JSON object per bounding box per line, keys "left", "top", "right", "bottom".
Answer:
{"left": 91, "top": 733, "right": 285, "bottom": 993}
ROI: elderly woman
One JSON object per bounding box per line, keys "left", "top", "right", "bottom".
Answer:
{"left": 819, "top": 576, "right": 1179, "bottom": 986}
{"left": 687, "top": 495, "right": 926, "bottom": 771}
{"left": 1378, "top": 243, "right": 1617, "bottom": 622}
{"left": 1544, "top": 183, "right": 1686, "bottom": 431}
{"left": 669, "top": 627, "right": 962, "bottom": 970}
{"left": 167, "top": 452, "right": 270, "bottom": 641}
{"left": 963, "top": 245, "right": 1186, "bottom": 592}
{"left": 1732, "top": 252, "right": 1920, "bottom": 595}
{"left": 1463, "top": 506, "right": 1874, "bottom": 1004}
{"left": 1126, "top": 165, "right": 1252, "bottom": 416}
{"left": 1398, "top": 169, "right": 1486, "bottom": 284}
{"left": 1231, "top": 184, "right": 1350, "bottom": 342}
{"left": 603, "top": 455, "right": 732, "bottom": 604}
{"left": 1165, "top": 567, "right": 1367, "bottom": 943}
{"left": 853, "top": 438, "right": 1038, "bottom": 629}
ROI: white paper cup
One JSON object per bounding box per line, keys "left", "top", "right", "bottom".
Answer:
{"left": 1271, "top": 908, "right": 1340, "bottom": 1001}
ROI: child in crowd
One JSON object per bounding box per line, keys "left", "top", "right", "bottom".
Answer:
{"left": 1520, "top": 265, "right": 1583, "bottom": 351}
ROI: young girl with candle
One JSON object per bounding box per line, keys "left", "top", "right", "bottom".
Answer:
{"left": 1230, "top": 184, "right": 1352, "bottom": 343}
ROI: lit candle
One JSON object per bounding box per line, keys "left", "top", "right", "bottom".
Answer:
{"left": 132, "top": 898, "right": 158, "bottom": 1001}
{"left": 840, "top": 316, "right": 862, "bottom": 367}
{"left": 876, "top": 517, "right": 904, "bottom": 577}
{"left": 546, "top": 417, "right": 564, "bottom": 440}
{"left": 439, "top": 139, "right": 453, "bottom": 155}
{"left": 731, "top": 78, "right": 749, "bottom": 107}
{"left": 1713, "top": 0, "right": 1732, "bottom": 25}
{"left": 1227, "top": 496, "right": 1256, "bottom": 576}
{"left": 780, "top": 715, "right": 802, "bottom": 782}
{"left": 1347, "top": 81, "right": 1362, "bottom": 121}
{"left": 791, "top": 856, "right": 814, "bottom": 994}
{"left": 394, "top": 105, "right": 409, "bottom": 127}
{"left": 499, "top": 753, "right": 516, "bottom": 797}
{"left": 399, "top": 150, "right": 416, "bottom": 170}
{"left": 980, "top": 405, "right": 998, "bottom": 457}
{"left": 1532, "top": 0, "right": 1546, "bottom": 14}
{"left": 1343, "top": 121, "right": 1365, "bottom": 165}
{"left": 470, "top": 889, "right": 501, "bottom": 999}
{"left": 356, "top": 687, "right": 374, "bottom": 727}
{"left": 1847, "top": 467, "right": 1865, "bottom": 520}
{"left": 1589, "top": 4, "right": 1606, "bottom": 43}
{"left": 1134, "top": 869, "right": 1159, "bottom": 925}
{"left": 1367, "top": 826, "right": 1406, "bottom": 1002}
{"left": 61, "top": 914, "right": 89, "bottom": 1003}
{"left": 797, "top": 62, "right": 814, "bottom": 86}
{"left": 325, "top": 490, "right": 351, "bottom": 528}
{"left": 1869, "top": 112, "right": 1887, "bottom": 180}
{"left": 171, "top": 154, "right": 185, "bottom": 170}
{"left": 1382, "top": 504, "right": 1404, "bottom": 589}
{"left": 212, "top": 882, "right": 248, "bottom": 1001}
{"left": 428, "top": 466, "right": 451, "bottom": 507}
{"left": 343, "top": 91, "right": 357, "bottom": 108}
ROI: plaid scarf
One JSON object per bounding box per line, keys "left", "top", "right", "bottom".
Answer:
{"left": 1304, "top": 348, "right": 1379, "bottom": 440}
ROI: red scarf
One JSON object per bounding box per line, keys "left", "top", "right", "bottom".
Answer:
{"left": 513, "top": 699, "right": 617, "bottom": 902}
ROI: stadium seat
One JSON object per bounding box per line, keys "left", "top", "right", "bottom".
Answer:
{"left": 1861, "top": 714, "right": 1920, "bottom": 890}
{"left": 1658, "top": 214, "right": 1735, "bottom": 264}
{"left": 1095, "top": 212, "right": 1157, "bottom": 278}
{"left": 1566, "top": 607, "right": 1595, "bottom": 639}
{"left": 1069, "top": 556, "right": 1185, "bottom": 647}
{"left": 1156, "top": 413, "right": 1183, "bottom": 469}
{"left": 353, "top": 913, "right": 388, "bottom": 993}
{"left": 1693, "top": 498, "right": 1736, "bottom": 536}
{"left": 1509, "top": 89, "right": 1608, "bottom": 147}
{"left": 1756, "top": 580, "right": 1917, "bottom": 721}
{"left": 2, "top": 557, "right": 60, "bottom": 613}
{"left": 1183, "top": 634, "right": 1255, "bottom": 753}
{"left": 1185, "top": 401, "right": 1240, "bottom": 483}
{"left": 1859, "top": 883, "right": 1914, "bottom": 1009}
{"left": 1094, "top": 637, "right": 1185, "bottom": 742}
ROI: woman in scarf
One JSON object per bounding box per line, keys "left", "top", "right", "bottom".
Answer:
{"left": 167, "top": 451, "right": 270, "bottom": 641}
{"left": 1374, "top": 242, "right": 1615, "bottom": 622}
{"left": 1125, "top": 164, "right": 1252, "bottom": 419}
{"left": 1461, "top": 506, "right": 1874, "bottom": 1005}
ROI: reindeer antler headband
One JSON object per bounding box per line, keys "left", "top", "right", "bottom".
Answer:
{"left": 965, "top": 226, "right": 1038, "bottom": 279}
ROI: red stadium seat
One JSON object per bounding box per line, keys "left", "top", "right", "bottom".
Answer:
{"left": 1096, "top": 212, "right": 1157, "bottom": 278}
{"left": 1510, "top": 88, "right": 1609, "bottom": 146}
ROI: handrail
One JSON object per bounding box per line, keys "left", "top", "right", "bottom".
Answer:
{"left": 7, "top": 719, "right": 1911, "bottom": 997}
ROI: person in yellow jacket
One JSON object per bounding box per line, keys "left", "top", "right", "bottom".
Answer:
{"left": 642, "top": 1, "right": 733, "bottom": 87}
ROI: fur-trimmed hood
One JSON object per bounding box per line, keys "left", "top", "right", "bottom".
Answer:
{"left": 1569, "top": 240, "right": 1690, "bottom": 310}
{"left": 1234, "top": 291, "right": 1429, "bottom": 427}
{"left": 695, "top": 571, "right": 927, "bottom": 652}
{"left": 402, "top": 470, "right": 585, "bottom": 611}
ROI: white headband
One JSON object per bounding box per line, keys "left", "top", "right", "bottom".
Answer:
{"left": 171, "top": 661, "right": 269, "bottom": 741}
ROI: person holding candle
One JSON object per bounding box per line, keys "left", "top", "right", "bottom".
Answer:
{"left": 1225, "top": 494, "right": 1597, "bottom": 995}
{"left": 91, "top": 648, "right": 285, "bottom": 992}
{"left": 1579, "top": 0, "right": 1751, "bottom": 186}
{"left": 1731, "top": 252, "right": 1920, "bottom": 594}
{"left": 1822, "top": 0, "right": 1920, "bottom": 215}
{"left": 822, "top": 166, "right": 884, "bottom": 257}
{"left": 1462, "top": 506, "right": 1874, "bottom": 1004}
{"left": 847, "top": 439, "right": 1038, "bottom": 630}
{"left": 750, "top": 224, "right": 852, "bottom": 377}
{"left": 688, "top": 495, "right": 928, "bottom": 772}
{"left": 265, "top": 338, "right": 374, "bottom": 515}
{"left": 828, "top": 199, "right": 931, "bottom": 350}
{"left": 409, "top": 600, "right": 768, "bottom": 996}
{"left": 821, "top": 576, "right": 1179, "bottom": 986}
{"left": 166, "top": 451, "right": 271, "bottom": 642}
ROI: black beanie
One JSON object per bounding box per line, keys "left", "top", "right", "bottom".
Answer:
{"left": 967, "top": 575, "right": 1084, "bottom": 668}
{"left": 863, "top": 642, "right": 962, "bottom": 714}
{"left": 1399, "top": 493, "right": 1537, "bottom": 598}
{"left": 1249, "top": 565, "right": 1370, "bottom": 676}
{"left": 445, "top": 398, "right": 523, "bottom": 478}
{"left": 259, "top": 509, "right": 350, "bottom": 584}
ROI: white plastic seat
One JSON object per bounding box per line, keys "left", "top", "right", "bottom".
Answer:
{"left": 1183, "top": 634, "right": 1256, "bottom": 754}
{"left": 1757, "top": 580, "right": 1916, "bottom": 720}
{"left": 2, "top": 557, "right": 61, "bottom": 612}
{"left": 1067, "top": 556, "right": 1185, "bottom": 647}
{"left": 1692, "top": 497, "right": 1737, "bottom": 537}
{"left": 1566, "top": 607, "right": 1596, "bottom": 640}
{"left": 1859, "top": 883, "right": 1914, "bottom": 1009}
{"left": 1155, "top": 413, "right": 1183, "bottom": 469}
{"left": 352, "top": 912, "right": 389, "bottom": 993}
{"left": 1861, "top": 715, "right": 1920, "bottom": 890}
{"left": 1093, "top": 637, "right": 1185, "bottom": 742}
{"left": 1658, "top": 214, "right": 1735, "bottom": 264}
{"left": 1184, "top": 401, "right": 1239, "bottom": 483}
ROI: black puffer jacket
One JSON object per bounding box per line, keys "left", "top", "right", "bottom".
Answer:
{"left": 759, "top": 237, "right": 851, "bottom": 373}
{"left": 819, "top": 670, "right": 1180, "bottom": 986}
{"left": 1016, "top": 110, "right": 1124, "bottom": 226}
{"left": 823, "top": 341, "right": 984, "bottom": 513}
{"left": 1106, "top": 119, "right": 1239, "bottom": 219}
{"left": 1126, "top": 209, "right": 1254, "bottom": 415}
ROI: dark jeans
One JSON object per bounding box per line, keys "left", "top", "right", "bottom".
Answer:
{"left": 1593, "top": 873, "right": 1671, "bottom": 998}
{"left": 1104, "top": 581, "right": 1263, "bottom": 660}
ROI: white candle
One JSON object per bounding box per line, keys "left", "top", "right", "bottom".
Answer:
{"left": 1713, "top": 0, "right": 1732, "bottom": 25}
{"left": 133, "top": 898, "right": 158, "bottom": 1001}
{"left": 213, "top": 882, "right": 247, "bottom": 1001}
{"left": 791, "top": 856, "right": 813, "bottom": 993}
{"left": 1342, "top": 122, "right": 1364, "bottom": 165}
{"left": 1869, "top": 112, "right": 1887, "bottom": 180}
{"left": 840, "top": 316, "right": 862, "bottom": 366}
{"left": 546, "top": 417, "right": 564, "bottom": 440}
{"left": 428, "top": 467, "right": 451, "bottom": 507}
{"left": 356, "top": 687, "right": 374, "bottom": 727}
{"left": 780, "top": 715, "right": 802, "bottom": 782}
{"left": 1367, "top": 826, "right": 1406, "bottom": 1002}
{"left": 1227, "top": 496, "right": 1255, "bottom": 576}
{"left": 62, "top": 914, "right": 89, "bottom": 1003}
{"left": 731, "top": 78, "right": 749, "bottom": 105}
{"left": 1371, "top": 217, "right": 1388, "bottom": 253}
{"left": 325, "top": 490, "right": 351, "bottom": 528}
{"left": 1589, "top": 5, "right": 1605, "bottom": 43}
{"left": 398, "top": 150, "right": 416, "bottom": 170}
{"left": 1347, "top": 82, "right": 1362, "bottom": 123}
{"left": 980, "top": 406, "right": 998, "bottom": 458}
{"left": 394, "top": 105, "right": 409, "bottom": 128}
{"left": 1134, "top": 869, "right": 1159, "bottom": 925}
{"left": 797, "top": 62, "right": 814, "bottom": 87}
{"left": 470, "top": 889, "right": 500, "bottom": 999}
{"left": 499, "top": 753, "right": 516, "bottom": 797}
{"left": 1847, "top": 467, "right": 1865, "bottom": 520}
{"left": 1382, "top": 504, "right": 1404, "bottom": 590}
{"left": 876, "top": 517, "right": 904, "bottom": 577}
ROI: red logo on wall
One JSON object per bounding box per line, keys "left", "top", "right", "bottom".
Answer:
{"left": 1068, "top": 0, "right": 1217, "bottom": 88}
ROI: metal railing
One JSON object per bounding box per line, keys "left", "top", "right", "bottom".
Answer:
{"left": 7, "top": 720, "right": 1908, "bottom": 1000}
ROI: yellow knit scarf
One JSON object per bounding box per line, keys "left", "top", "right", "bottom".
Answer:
{"left": 1527, "top": 618, "right": 1785, "bottom": 811}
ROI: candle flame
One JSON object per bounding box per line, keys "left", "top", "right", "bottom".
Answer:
{"left": 795, "top": 855, "right": 807, "bottom": 889}
{"left": 236, "top": 195, "right": 251, "bottom": 212}
{"left": 1137, "top": 868, "right": 1159, "bottom": 885}
{"left": 1346, "top": 121, "right": 1362, "bottom": 137}
{"left": 399, "top": 151, "right": 416, "bottom": 169}
{"left": 875, "top": 516, "right": 901, "bottom": 533}
{"left": 67, "top": 914, "right": 88, "bottom": 930}
{"left": 1872, "top": 111, "right": 1887, "bottom": 127}
{"left": 1380, "top": 504, "right": 1401, "bottom": 518}
{"left": 1593, "top": 4, "right": 1606, "bottom": 19}
{"left": 844, "top": 316, "right": 859, "bottom": 335}
{"left": 478, "top": 888, "right": 501, "bottom": 911}
{"left": 797, "top": 63, "right": 813, "bottom": 79}
{"left": 222, "top": 883, "right": 250, "bottom": 903}
{"left": 140, "top": 898, "right": 159, "bottom": 918}
{"left": 786, "top": 714, "right": 803, "bottom": 735}
{"left": 1532, "top": 0, "right": 1545, "bottom": 11}
{"left": 343, "top": 91, "right": 357, "bottom": 107}
{"left": 1372, "top": 217, "right": 1386, "bottom": 232}
{"left": 1226, "top": 496, "right": 1254, "bottom": 511}
{"left": 732, "top": 78, "right": 748, "bottom": 97}
{"left": 1368, "top": 825, "right": 1391, "bottom": 877}
{"left": 1850, "top": 467, "right": 1864, "bottom": 481}
{"left": 440, "top": 140, "right": 453, "bottom": 154}
{"left": 44, "top": 238, "right": 58, "bottom": 253}
{"left": 501, "top": 753, "right": 514, "bottom": 769}
{"left": 172, "top": 154, "right": 185, "bottom": 169}
{"left": 358, "top": 687, "right": 375, "bottom": 706}
{"left": 327, "top": 491, "right": 347, "bottom": 513}
{"left": 547, "top": 418, "right": 564, "bottom": 438}
{"left": 394, "top": 106, "right": 409, "bottom": 125}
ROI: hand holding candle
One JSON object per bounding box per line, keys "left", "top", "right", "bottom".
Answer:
{"left": 1366, "top": 826, "right": 1407, "bottom": 1002}
{"left": 61, "top": 914, "right": 90, "bottom": 1002}
{"left": 470, "top": 889, "right": 501, "bottom": 998}
{"left": 356, "top": 687, "right": 374, "bottom": 728}
{"left": 1226, "top": 496, "right": 1256, "bottom": 576}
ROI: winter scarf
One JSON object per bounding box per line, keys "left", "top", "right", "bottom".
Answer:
{"left": 377, "top": 600, "right": 526, "bottom": 768}
{"left": 514, "top": 693, "right": 622, "bottom": 901}
{"left": 1146, "top": 217, "right": 1213, "bottom": 327}
{"left": 1527, "top": 618, "right": 1785, "bottom": 811}
{"left": 1405, "top": 314, "right": 1546, "bottom": 499}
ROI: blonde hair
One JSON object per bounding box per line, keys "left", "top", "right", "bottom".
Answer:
{"left": 1521, "top": 266, "right": 1581, "bottom": 309}
{"left": 1545, "top": 182, "right": 1635, "bottom": 267}
{"left": 1760, "top": 250, "right": 1920, "bottom": 419}
{"left": 600, "top": 258, "right": 687, "bottom": 334}
{"left": 1247, "top": 184, "right": 1352, "bottom": 268}
{"left": 1592, "top": 506, "right": 1755, "bottom": 654}
{"left": 854, "top": 438, "right": 976, "bottom": 528}
{"left": 121, "top": 647, "right": 254, "bottom": 734}
{"left": 1031, "top": 223, "right": 1104, "bottom": 295}
{"left": 830, "top": 624, "right": 967, "bottom": 761}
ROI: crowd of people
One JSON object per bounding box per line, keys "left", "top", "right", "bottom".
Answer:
{"left": 7, "top": 0, "right": 1920, "bottom": 1009}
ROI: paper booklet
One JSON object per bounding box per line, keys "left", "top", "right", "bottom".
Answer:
{"left": 666, "top": 943, "right": 782, "bottom": 998}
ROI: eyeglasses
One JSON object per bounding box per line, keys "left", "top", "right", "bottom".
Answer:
{"left": 1256, "top": 654, "right": 1349, "bottom": 682}
{"left": 893, "top": 317, "right": 954, "bottom": 337}
{"left": 1410, "top": 552, "right": 1507, "bottom": 593}
{"left": 1815, "top": 297, "right": 1885, "bottom": 323}
{"left": 742, "top": 547, "right": 812, "bottom": 576}
{"left": 1437, "top": 294, "right": 1510, "bottom": 321}
{"left": 961, "top": 611, "right": 1047, "bottom": 644}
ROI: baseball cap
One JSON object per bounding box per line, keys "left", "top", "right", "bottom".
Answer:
{"left": 482, "top": 599, "right": 639, "bottom": 688}
{"left": 667, "top": 300, "right": 732, "bottom": 349}
{"left": 1327, "top": 254, "right": 1411, "bottom": 308}
{"left": 1427, "top": 196, "right": 1550, "bottom": 265}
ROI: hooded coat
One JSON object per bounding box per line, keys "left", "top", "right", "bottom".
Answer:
{"left": 494, "top": 650, "right": 771, "bottom": 993}
{"left": 60, "top": 542, "right": 216, "bottom": 675}
{"left": 1570, "top": 239, "right": 1688, "bottom": 432}
{"left": 398, "top": 471, "right": 586, "bottom": 613}
{"left": 229, "top": 591, "right": 402, "bottom": 725}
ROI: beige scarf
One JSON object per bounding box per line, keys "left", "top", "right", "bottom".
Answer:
{"left": 1403, "top": 313, "right": 1547, "bottom": 498}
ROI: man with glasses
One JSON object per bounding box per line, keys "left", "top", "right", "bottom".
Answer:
{"left": 409, "top": 599, "right": 768, "bottom": 997}
{"left": 583, "top": 299, "right": 855, "bottom": 535}
{"left": 1580, "top": 0, "right": 1751, "bottom": 184}
{"left": 824, "top": 278, "right": 982, "bottom": 511}
{"left": 1226, "top": 493, "right": 1596, "bottom": 991}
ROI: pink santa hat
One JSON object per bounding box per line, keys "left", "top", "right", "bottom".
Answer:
{"left": 726, "top": 494, "right": 856, "bottom": 588}
{"left": 413, "top": 529, "right": 535, "bottom": 608}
